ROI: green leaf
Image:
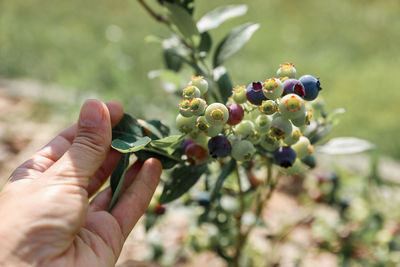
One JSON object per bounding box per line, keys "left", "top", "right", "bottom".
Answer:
{"left": 111, "top": 136, "right": 152, "bottom": 153}
{"left": 134, "top": 148, "right": 181, "bottom": 169}
{"left": 165, "top": 3, "right": 200, "bottom": 46}
{"left": 197, "top": 5, "right": 248, "bottom": 33}
{"left": 198, "top": 32, "right": 212, "bottom": 53}
{"left": 211, "top": 159, "right": 236, "bottom": 200}
{"left": 146, "top": 120, "right": 171, "bottom": 138}
{"left": 150, "top": 135, "right": 185, "bottom": 152}
{"left": 163, "top": 48, "right": 183, "bottom": 72}
{"left": 213, "top": 23, "right": 260, "bottom": 67}
{"left": 214, "top": 66, "right": 233, "bottom": 103}
{"left": 159, "top": 164, "right": 208, "bottom": 204}
{"left": 112, "top": 113, "right": 144, "bottom": 140}
{"left": 109, "top": 153, "right": 130, "bottom": 211}
{"left": 163, "top": 49, "right": 204, "bottom": 75}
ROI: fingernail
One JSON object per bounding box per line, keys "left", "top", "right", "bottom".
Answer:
{"left": 80, "top": 99, "right": 104, "bottom": 127}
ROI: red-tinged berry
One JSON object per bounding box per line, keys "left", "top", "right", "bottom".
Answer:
{"left": 232, "top": 85, "right": 247, "bottom": 104}
{"left": 246, "top": 82, "right": 267, "bottom": 105}
{"left": 299, "top": 75, "right": 322, "bottom": 101}
{"left": 247, "top": 172, "right": 263, "bottom": 187}
{"left": 274, "top": 146, "right": 297, "bottom": 168}
{"left": 277, "top": 62, "right": 296, "bottom": 78}
{"left": 182, "top": 138, "right": 194, "bottom": 150}
{"left": 208, "top": 135, "right": 232, "bottom": 158}
{"left": 155, "top": 203, "right": 166, "bottom": 215}
{"left": 282, "top": 79, "right": 305, "bottom": 97}
{"left": 189, "top": 76, "right": 208, "bottom": 95}
{"left": 262, "top": 78, "right": 283, "bottom": 100}
{"left": 279, "top": 94, "right": 306, "bottom": 120}
{"left": 259, "top": 100, "right": 277, "bottom": 115}
{"left": 227, "top": 103, "right": 244, "bottom": 125}
{"left": 185, "top": 143, "right": 208, "bottom": 165}
{"left": 205, "top": 103, "right": 229, "bottom": 126}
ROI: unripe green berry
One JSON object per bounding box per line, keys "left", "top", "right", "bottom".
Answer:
{"left": 183, "top": 85, "right": 201, "bottom": 99}
{"left": 248, "top": 131, "right": 261, "bottom": 144}
{"left": 189, "top": 76, "right": 208, "bottom": 95}
{"left": 260, "top": 133, "right": 280, "bottom": 151}
{"left": 190, "top": 98, "right": 207, "bottom": 116}
{"left": 291, "top": 109, "right": 312, "bottom": 127}
{"left": 259, "top": 100, "right": 277, "bottom": 115}
{"left": 231, "top": 140, "right": 255, "bottom": 162}
{"left": 277, "top": 62, "right": 296, "bottom": 78}
{"left": 270, "top": 116, "right": 292, "bottom": 140}
{"left": 176, "top": 114, "right": 197, "bottom": 133}
{"left": 205, "top": 103, "right": 229, "bottom": 126}
{"left": 254, "top": 114, "right": 271, "bottom": 132}
{"left": 179, "top": 99, "right": 194, "bottom": 117}
{"left": 262, "top": 78, "right": 283, "bottom": 100}
{"left": 279, "top": 94, "right": 305, "bottom": 119}
{"left": 196, "top": 117, "right": 223, "bottom": 137}
{"left": 284, "top": 126, "right": 301, "bottom": 146}
{"left": 292, "top": 136, "right": 310, "bottom": 159}
{"left": 232, "top": 85, "right": 247, "bottom": 104}
{"left": 234, "top": 120, "right": 255, "bottom": 138}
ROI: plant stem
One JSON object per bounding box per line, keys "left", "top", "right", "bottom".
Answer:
{"left": 234, "top": 166, "right": 245, "bottom": 267}
{"left": 137, "top": 0, "right": 171, "bottom": 26}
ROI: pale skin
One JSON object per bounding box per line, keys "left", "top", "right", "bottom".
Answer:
{"left": 0, "top": 100, "right": 162, "bottom": 267}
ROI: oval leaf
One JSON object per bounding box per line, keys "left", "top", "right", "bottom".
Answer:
{"left": 198, "top": 31, "right": 212, "bottom": 53}
{"left": 213, "top": 23, "right": 260, "bottom": 67}
{"left": 165, "top": 3, "right": 200, "bottom": 46}
{"left": 197, "top": 5, "right": 248, "bottom": 33}
{"left": 317, "top": 137, "right": 375, "bottom": 155}
{"left": 214, "top": 66, "right": 233, "bottom": 104}
{"left": 159, "top": 164, "right": 208, "bottom": 204}
{"left": 109, "top": 153, "right": 130, "bottom": 211}
{"left": 211, "top": 159, "right": 236, "bottom": 200}
{"left": 163, "top": 48, "right": 183, "bottom": 72}
{"left": 112, "top": 136, "right": 152, "bottom": 153}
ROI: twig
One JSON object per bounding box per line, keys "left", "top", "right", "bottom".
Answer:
{"left": 137, "top": 0, "right": 171, "bottom": 26}
{"left": 233, "top": 166, "right": 245, "bottom": 267}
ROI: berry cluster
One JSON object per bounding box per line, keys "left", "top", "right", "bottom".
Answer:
{"left": 176, "top": 63, "right": 322, "bottom": 171}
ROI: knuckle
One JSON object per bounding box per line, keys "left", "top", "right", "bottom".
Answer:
{"left": 74, "top": 130, "right": 109, "bottom": 155}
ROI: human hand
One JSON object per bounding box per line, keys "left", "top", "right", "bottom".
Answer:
{"left": 0, "top": 100, "right": 162, "bottom": 267}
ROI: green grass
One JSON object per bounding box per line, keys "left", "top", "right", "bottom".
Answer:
{"left": 1, "top": 0, "right": 400, "bottom": 158}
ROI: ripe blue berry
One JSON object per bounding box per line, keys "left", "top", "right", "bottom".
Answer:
{"left": 277, "top": 62, "right": 296, "bottom": 78}
{"left": 196, "top": 192, "right": 211, "bottom": 206}
{"left": 282, "top": 79, "right": 305, "bottom": 97}
{"left": 208, "top": 135, "right": 232, "bottom": 158}
{"left": 189, "top": 76, "right": 208, "bottom": 95}
{"left": 246, "top": 82, "right": 267, "bottom": 105}
{"left": 227, "top": 103, "right": 244, "bottom": 125}
{"left": 299, "top": 75, "right": 322, "bottom": 101}
{"left": 274, "top": 146, "right": 297, "bottom": 168}
{"left": 231, "top": 139, "right": 255, "bottom": 162}
{"left": 262, "top": 78, "right": 283, "bottom": 100}
{"left": 205, "top": 103, "right": 229, "bottom": 126}
{"left": 279, "top": 94, "right": 306, "bottom": 120}
{"left": 232, "top": 85, "right": 247, "bottom": 104}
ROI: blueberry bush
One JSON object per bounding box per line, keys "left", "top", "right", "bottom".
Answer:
{"left": 106, "top": 1, "right": 380, "bottom": 266}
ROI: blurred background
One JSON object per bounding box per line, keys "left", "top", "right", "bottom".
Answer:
{"left": 1, "top": 0, "right": 400, "bottom": 158}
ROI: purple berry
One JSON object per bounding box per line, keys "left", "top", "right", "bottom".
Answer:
{"left": 299, "top": 75, "right": 322, "bottom": 101}
{"left": 208, "top": 135, "right": 232, "bottom": 158}
{"left": 185, "top": 143, "right": 208, "bottom": 165}
{"left": 182, "top": 138, "right": 194, "bottom": 150}
{"left": 246, "top": 82, "right": 267, "bottom": 105}
{"left": 227, "top": 103, "right": 244, "bottom": 125}
{"left": 274, "top": 146, "right": 297, "bottom": 168}
{"left": 282, "top": 79, "right": 305, "bottom": 97}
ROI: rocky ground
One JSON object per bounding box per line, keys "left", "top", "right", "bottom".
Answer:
{"left": 1, "top": 78, "right": 400, "bottom": 267}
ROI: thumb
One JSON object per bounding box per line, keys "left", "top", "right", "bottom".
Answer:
{"left": 45, "top": 99, "right": 112, "bottom": 188}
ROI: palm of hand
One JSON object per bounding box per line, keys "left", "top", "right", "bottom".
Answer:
{"left": 0, "top": 101, "right": 161, "bottom": 267}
